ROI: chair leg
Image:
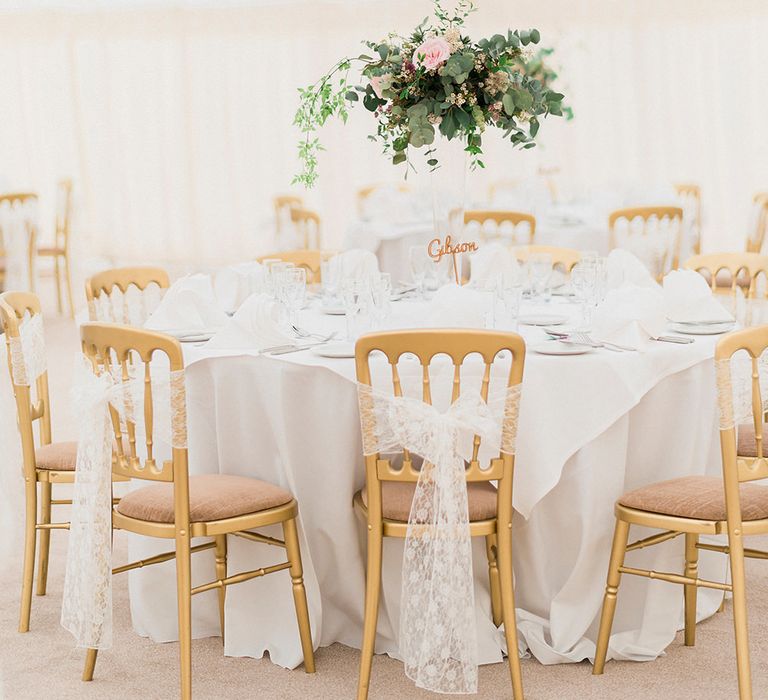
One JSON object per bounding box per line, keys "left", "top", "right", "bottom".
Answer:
{"left": 53, "top": 255, "right": 63, "bottom": 314}
{"left": 593, "top": 519, "right": 630, "bottom": 675}
{"left": 283, "top": 517, "right": 315, "bottom": 673}
{"left": 497, "top": 522, "right": 524, "bottom": 700}
{"left": 36, "top": 482, "right": 52, "bottom": 596}
{"left": 63, "top": 253, "right": 75, "bottom": 320}
{"left": 175, "top": 533, "right": 193, "bottom": 700}
{"left": 19, "top": 480, "right": 37, "bottom": 632}
{"left": 82, "top": 648, "right": 98, "bottom": 681}
{"left": 728, "top": 530, "right": 753, "bottom": 700}
{"left": 485, "top": 533, "right": 502, "bottom": 627}
{"left": 357, "top": 525, "right": 383, "bottom": 700}
{"left": 214, "top": 535, "right": 227, "bottom": 644}
{"left": 684, "top": 533, "right": 699, "bottom": 646}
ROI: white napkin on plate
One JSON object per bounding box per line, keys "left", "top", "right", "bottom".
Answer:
{"left": 663, "top": 269, "right": 734, "bottom": 323}
{"left": 469, "top": 243, "right": 521, "bottom": 287}
{"left": 605, "top": 249, "right": 659, "bottom": 291}
{"left": 333, "top": 249, "right": 380, "bottom": 281}
{"left": 426, "top": 284, "right": 492, "bottom": 328}
{"left": 592, "top": 285, "right": 666, "bottom": 348}
{"left": 144, "top": 274, "right": 229, "bottom": 332}
{"left": 205, "top": 293, "right": 292, "bottom": 350}
{"left": 213, "top": 262, "right": 264, "bottom": 314}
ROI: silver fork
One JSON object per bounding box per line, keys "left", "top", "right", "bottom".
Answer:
{"left": 570, "top": 332, "right": 636, "bottom": 352}
{"left": 292, "top": 324, "right": 331, "bottom": 340}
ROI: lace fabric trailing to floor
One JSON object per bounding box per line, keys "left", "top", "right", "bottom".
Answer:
{"left": 61, "top": 355, "right": 187, "bottom": 650}
{"left": 715, "top": 350, "right": 768, "bottom": 431}
{"left": 7, "top": 313, "right": 46, "bottom": 387}
{"left": 357, "top": 382, "right": 521, "bottom": 695}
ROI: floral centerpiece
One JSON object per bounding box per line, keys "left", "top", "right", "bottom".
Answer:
{"left": 293, "top": 0, "right": 567, "bottom": 187}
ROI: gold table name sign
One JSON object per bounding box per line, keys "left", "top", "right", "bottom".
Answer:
{"left": 428, "top": 235, "right": 479, "bottom": 285}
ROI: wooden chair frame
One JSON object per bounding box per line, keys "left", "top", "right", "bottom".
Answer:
{"left": 608, "top": 205, "right": 684, "bottom": 275}
{"left": 684, "top": 252, "right": 768, "bottom": 299}
{"left": 464, "top": 210, "right": 536, "bottom": 245}
{"left": 675, "top": 183, "right": 702, "bottom": 256}
{"left": 290, "top": 207, "right": 322, "bottom": 249}
{"left": 257, "top": 249, "right": 333, "bottom": 284}
{"left": 353, "top": 329, "right": 526, "bottom": 700}
{"left": 593, "top": 326, "right": 768, "bottom": 700}
{"left": 79, "top": 323, "right": 314, "bottom": 699}
{"left": 85, "top": 266, "right": 170, "bottom": 321}
{"left": 0, "top": 193, "right": 38, "bottom": 294}
{"left": 37, "top": 179, "right": 75, "bottom": 317}
{"left": 513, "top": 244, "right": 581, "bottom": 271}
{"left": 746, "top": 193, "right": 768, "bottom": 254}
{"left": 274, "top": 195, "right": 303, "bottom": 237}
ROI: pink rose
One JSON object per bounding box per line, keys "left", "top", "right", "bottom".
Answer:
{"left": 413, "top": 36, "right": 452, "bottom": 71}
{"left": 370, "top": 73, "right": 391, "bottom": 99}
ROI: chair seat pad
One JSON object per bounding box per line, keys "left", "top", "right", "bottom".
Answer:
{"left": 618, "top": 475, "right": 768, "bottom": 521}
{"left": 37, "top": 246, "right": 65, "bottom": 256}
{"left": 116, "top": 474, "right": 294, "bottom": 524}
{"left": 36, "top": 441, "right": 78, "bottom": 471}
{"left": 737, "top": 423, "right": 768, "bottom": 457}
{"left": 362, "top": 480, "right": 498, "bottom": 522}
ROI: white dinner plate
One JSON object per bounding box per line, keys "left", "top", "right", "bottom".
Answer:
{"left": 668, "top": 321, "right": 735, "bottom": 335}
{"left": 320, "top": 306, "right": 346, "bottom": 316}
{"left": 312, "top": 341, "right": 356, "bottom": 358}
{"left": 162, "top": 329, "right": 216, "bottom": 342}
{"left": 519, "top": 314, "right": 569, "bottom": 327}
{"left": 533, "top": 341, "right": 593, "bottom": 356}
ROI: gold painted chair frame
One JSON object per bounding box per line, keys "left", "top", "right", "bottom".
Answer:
{"left": 464, "top": 209, "right": 536, "bottom": 245}
{"left": 290, "top": 207, "right": 322, "bottom": 249}
{"left": 746, "top": 193, "right": 768, "bottom": 254}
{"left": 608, "top": 205, "right": 684, "bottom": 276}
{"left": 593, "top": 326, "right": 768, "bottom": 700}
{"left": 80, "top": 323, "right": 314, "bottom": 699}
{"left": 684, "top": 252, "right": 768, "bottom": 299}
{"left": 85, "top": 266, "right": 170, "bottom": 320}
{"left": 257, "top": 249, "right": 333, "bottom": 284}
{"left": 274, "top": 194, "right": 303, "bottom": 237}
{"left": 675, "top": 183, "right": 702, "bottom": 256}
{"left": 0, "top": 193, "right": 38, "bottom": 294}
{"left": 514, "top": 244, "right": 581, "bottom": 272}
{"left": 353, "top": 329, "right": 526, "bottom": 700}
{"left": 37, "top": 179, "right": 75, "bottom": 317}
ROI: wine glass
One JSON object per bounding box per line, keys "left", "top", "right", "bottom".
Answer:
{"left": 527, "top": 253, "right": 553, "bottom": 301}
{"left": 571, "top": 263, "right": 597, "bottom": 328}
{"left": 369, "top": 272, "right": 392, "bottom": 328}
{"left": 409, "top": 246, "right": 431, "bottom": 299}
{"left": 320, "top": 254, "right": 341, "bottom": 304}
{"left": 341, "top": 279, "right": 372, "bottom": 341}
{"left": 279, "top": 267, "right": 306, "bottom": 329}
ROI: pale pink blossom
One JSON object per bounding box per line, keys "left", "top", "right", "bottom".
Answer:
{"left": 413, "top": 36, "right": 452, "bottom": 71}
{"left": 370, "top": 73, "right": 391, "bottom": 99}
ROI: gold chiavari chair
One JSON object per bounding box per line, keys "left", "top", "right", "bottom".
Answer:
{"left": 593, "top": 325, "right": 768, "bottom": 699}
{"left": 274, "top": 194, "right": 303, "bottom": 237}
{"left": 514, "top": 244, "right": 581, "bottom": 272}
{"left": 356, "top": 183, "right": 410, "bottom": 215}
{"left": 37, "top": 179, "right": 75, "bottom": 318}
{"left": 85, "top": 266, "right": 170, "bottom": 322}
{"left": 0, "top": 292, "right": 125, "bottom": 633}
{"left": 487, "top": 179, "right": 521, "bottom": 203}
{"left": 608, "top": 205, "right": 684, "bottom": 279}
{"left": 290, "top": 207, "right": 322, "bottom": 249}
{"left": 684, "top": 252, "right": 768, "bottom": 298}
{"left": 745, "top": 193, "right": 768, "bottom": 254}
{"left": 464, "top": 210, "right": 536, "bottom": 245}
{"left": 353, "top": 329, "right": 526, "bottom": 700}
{"left": 256, "top": 249, "right": 331, "bottom": 284}
{"left": 675, "top": 183, "right": 702, "bottom": 256}
{"left": 0, "top": 192, "right": 38, "bottom": 293}
{"left": 80, "top": 323, "right": 315, "bottom": 699}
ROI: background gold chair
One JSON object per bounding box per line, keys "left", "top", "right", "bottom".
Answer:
{"left": 745, "top": 193, "right": 768, "bottom": 254}
{"left": 37, "top": 178, "right": 75, "bottom": 318}
{"left": 0, "top": 192, "right": 38, "bottom": 293}
{"left": 608, "top": 205, "right": 684, "bottom": 279}
{"left": 256, "top": 249, "right": 330, "bottom": 284}
{"left": 353, "top": 329, "right": 526, "bottom": 700}
{"left": 675, "top": 183, "right": 702, "bottom": 256}
{"left": 356, "top": 183, "right": 410, "bottom": 215}
{"left": 464, "top": 210, "right": 536, "bottom": 245}
{"left": 273, "top": 194, "right": 303, "bottom": 238}
{"left": 85, "top": 266, "right": 170, "bottom": 323}
{"left": 80, "top": 322, "right": 315, "bottom": 699}
{"left": 513, "top": 244, "right": 581, "bottom": 271}
{"left": 487, "top": 179, "right": 521, "bottom": 203}
{"left": 290, "top": 207, "right": 322, "bottom": 249}
{"left": 684, "top": 252, "right": 768, "bottom": 298}
{"left": 593, "top": 326, "right": 768, "bottom": 699}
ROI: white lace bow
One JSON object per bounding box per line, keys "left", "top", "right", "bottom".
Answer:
{"left": 61, "top": 355, "right": 187, "bottom": 650}
{"left": 358, "top": 383, "right": 520, "bottom": 695}
{"left": 715, "top": 352, "right": 768, "bottom": 430}
{"left": 8, "top": 314, "right": 46, "bottom": 386}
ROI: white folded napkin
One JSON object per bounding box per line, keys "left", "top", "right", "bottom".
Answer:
{"left": 144, "top": 274, "right": 229, "bottom": 332}
{"left": 605, "top": 249, "right": 660, "bottom": 291}
{"left": 663, "top": 269, "right": 734, "bottom": 323}
{"left": 213, "top": 262, "right": 264, "bottom": 314}
{"left": 469, "top": 243, "right": 521, "bottom": 287}
{"left": 426, "top": 284, "right": 492, "bottom": 328}
{"left": 591, "top": 285, "right": 666, "bottom": 348}
{"left": 205, "top": 293, "right": 293, "bottom": 350}
{"left": 332, "top": 249, "right": 380, "bottom": 281}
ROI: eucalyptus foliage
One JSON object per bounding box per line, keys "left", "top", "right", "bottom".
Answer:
{"left": 292, "top": 0, "right": 567, "bottom": 187}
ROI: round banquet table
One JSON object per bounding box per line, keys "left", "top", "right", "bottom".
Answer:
{"left": 126, "top": 296, "right": 729, "bottom": 669}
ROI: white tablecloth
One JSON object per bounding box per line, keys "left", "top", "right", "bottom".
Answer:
{"left": 127, "top": 298, "right": 727, "bottom": 668}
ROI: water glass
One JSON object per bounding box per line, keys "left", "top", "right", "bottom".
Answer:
{"left": 527, "top": 253, "right": 553, "bottom": 301}
{"left": 278, "top": 267, "right": 306, "bottom": 328}
{"left": 409, "top": 246, "right": 432, "bottom": 298}
{"left": 341, "top": 279, "right": 372, "bottom": 341}
{"left": 266, "top": 261, "right": 293, "bottom": 300}
{"left": 571, "top": 263, "right": 597, "bottom": 328}
{"left": 320, "top": 254, "right": 341, "bottom": 303}
{"left": 369, "top": 272, "right": 392, "bottom": 327}
{"left": 495, "top": 284, "right": 523, "bottom": 331}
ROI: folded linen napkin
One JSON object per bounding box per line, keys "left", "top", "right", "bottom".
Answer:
{"left": 425, "top": 284, "right": 493, "bottom": 328}
{"left": 205, "top": 293, "right": 293, "bottom": 350}
{"left": 469, "top": 243, "right": 521, "bottom": 287}
{"left": 663, "top": 269, "right": 734, "bottom": 323}
{"left": 213, "top": 262, "right": 264, "bottom": 314}
{"left": 144, "top": 274, "right": 229, "bottom": 332}
{"left": 332, "top": 249, "right": 380, "bottom": 281}
{"left": 605, "top": 249, "right": 660, "bottom": 291}
{"left": 591, "top": 285, "right": 666, "bottom": 348}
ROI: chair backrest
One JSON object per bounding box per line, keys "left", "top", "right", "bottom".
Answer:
{"left": 674, "top": 183, "right": 702, "bottom": 255}
{"left": 0, "top": 193, "right": 39, "bottom": 288}
{"left": 273, "top": 195, "right": 303, "bottom": 235}
{"left": 256, "top": 249, "right": 330, "bottom": 284}
{"left": 80, "top": 322, "right": 187, "bottom": 488}
{"left": 464, "top": 210, "right": 536, "bottom": 245}
{"left": 0, "top": 291, "right": 51, "bottom": 481}
{"left": 685, "top": 252, "right": 768, "bottom": 299}
{"left": 355, "top": 329, "right": 525, "bottom": 521}
{"left": 487, "top": 179, "right": 520, "bottom": 203}
{"left": 514, "top": 245, "right": 581, "bottom": 272}
{"left": 745, "top": 193, "right": 768, "bottom": 254}
{"left": 85, "top": 266, "right": 170, "bottom": 323}
{"left": 54, "top": 179, "right": 73, "bottom": 251}
{"left": 608, "top": 205, "right": 684, "bottom": 278}
{"left": 289, "top": 207, "right": 321, "bottom": 249}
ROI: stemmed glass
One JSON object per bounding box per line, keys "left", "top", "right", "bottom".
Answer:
{"left": 320, "top": 254, "right": 341, "bottom": 305}
{"left": 571, "top": 263, "right": 597, "bottom": 328}
{"left": 409, "top": 246, "right": 432, "bottom": 299}
{"left": 279, "top": 267, "right": 307, "bottom": 329}
{"left": 527, "top": 253, "right": 552, "bottom": 301}
{"left": 341, "top": 279, "right": 372, "bottom": 341}
{"left": 369, "top": 272, "right": 392, "bottom": 328}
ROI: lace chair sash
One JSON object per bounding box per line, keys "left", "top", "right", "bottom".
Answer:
{"left": 61, "top": 356, "right": 187, "bottom": 650}
{"left": 357, "top": 383, "right": 521, "bottom": 695}
{"left": 715, "top": 354, "right": 768, "bottom": 430}
{"left": 8, "top": 314, "right": 46, "bottom": 386}
{"left": 87, "top": 285, "right": 165, "bottom": 326}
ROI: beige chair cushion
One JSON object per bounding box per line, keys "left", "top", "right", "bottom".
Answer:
{"left": 362, "top": 480, "right": 498, "bottom": 522}
{"left": 116, "top": 474, "right": 293, "bottom": 524}
{"left": 737, "top": 423, "right": 768, "bottom": 457}
{"left": 619, "top": 475, "right": 768, "bottom": 521}
{"left": 35, "top": 441, "right": 78, "bottom": 471}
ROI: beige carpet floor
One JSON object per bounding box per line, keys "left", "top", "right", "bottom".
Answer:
{"left": 2, "top": 305, "right": 768, "bottom": 699}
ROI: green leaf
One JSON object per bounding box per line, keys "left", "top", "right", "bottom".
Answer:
{"left": 344, "top": 91, "right": 358, "bottom": 102}
{"left": 515, "top": 89, "right": 534, "bottom": 110}
{"left": 427, "top": 158, "right": 438, "bottom": 166}
{"left": 502, "top": 92, "right": 516, "bottom": 116}
{"left": 376, "top": 44, "right": 389, "bottom": 60}
{"left": 393, "top": 151, "right": 407, "bottom": 165}
{"left": 530, "top": 117, "right": 539, "bottom": 137}
{"left": 357, "top": 54, "right": 374, "bottom": 61}
{"left": 530, "top": 29, "right": 541, "bottom": 43}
